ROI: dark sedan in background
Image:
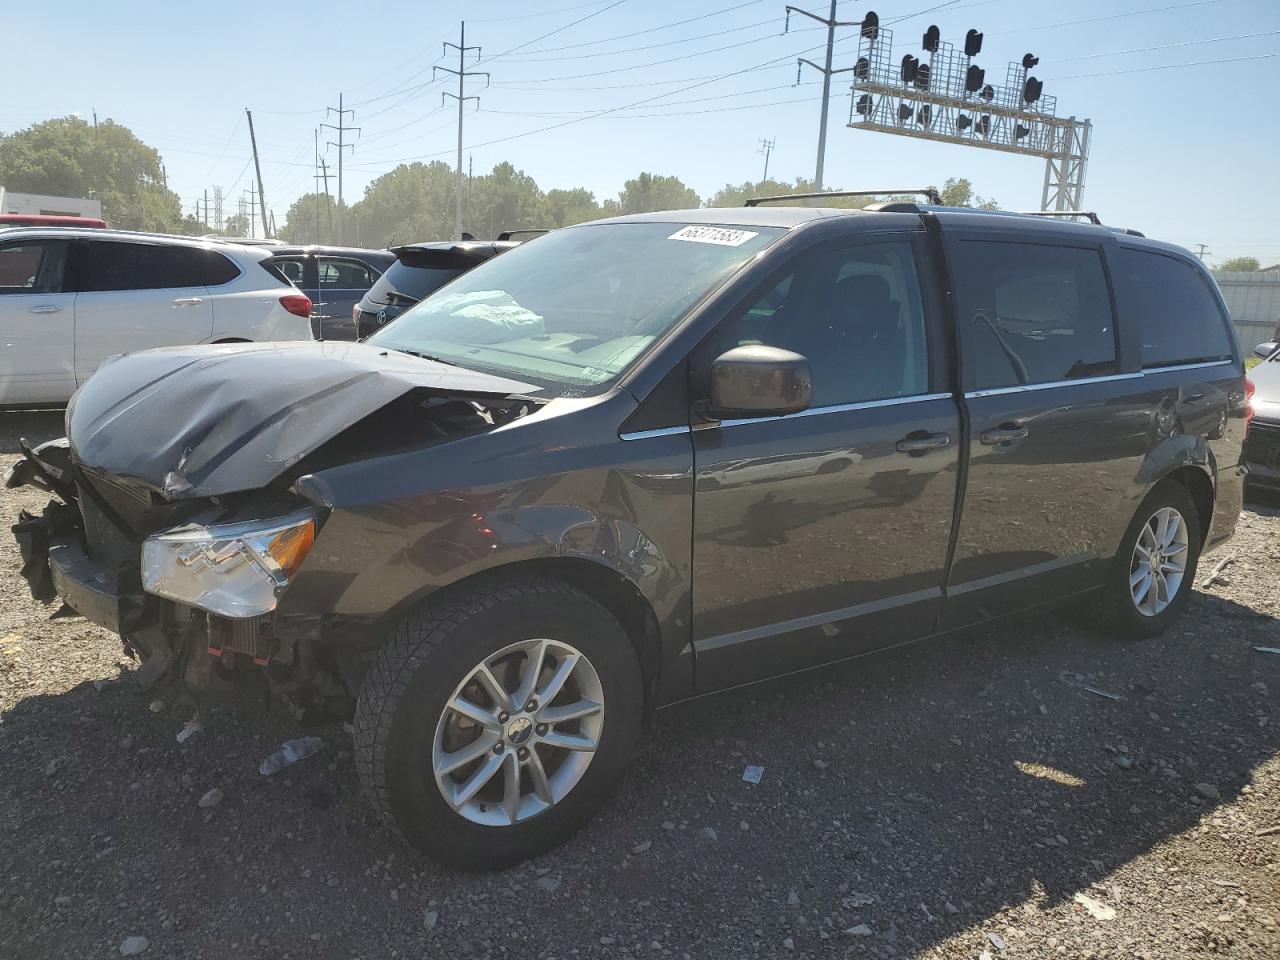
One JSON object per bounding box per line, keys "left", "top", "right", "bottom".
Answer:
{"left": 267, "top": 246, "right": 397, "bottom": 340}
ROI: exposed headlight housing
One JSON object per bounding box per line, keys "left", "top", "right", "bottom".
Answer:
{"left": 142, "top": 511, "right": 316, "bottom": 618}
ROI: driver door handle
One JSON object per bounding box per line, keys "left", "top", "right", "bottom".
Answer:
{"left": 28, "top": 304, "right": 62, "bottom": 314}
{"left": 172, "top": 297, "right": 204, "bottom": 306}
{"left": 896, "top": 431, "right": 951, "bottom": 453}
{"left": 980, "top": 424, "right": 1030, "bottom": 445}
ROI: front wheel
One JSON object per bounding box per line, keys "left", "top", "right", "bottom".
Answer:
{"left": 1095, "top": 479, "right": 1203, "bottom": 639}
{"left": 353, "top": 578, "right": 642, "bottom": 869}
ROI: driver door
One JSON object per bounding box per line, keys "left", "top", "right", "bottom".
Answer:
{"left": 690, "top": 235, "right": 962, "bottom": 691}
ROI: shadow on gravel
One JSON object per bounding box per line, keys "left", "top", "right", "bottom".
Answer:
{"left": 1, "top": 583, "right": 1276, "bottom": 958}
{"left": 0, "top": 410, "right": 65, "bottom": 454}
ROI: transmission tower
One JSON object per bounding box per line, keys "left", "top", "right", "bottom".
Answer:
{"left": 435, "top": 22, "right": 488, "bottom": 240}
{"left": 322, "top": 94, "right": 359, "bottom": 244}
{"left": 213, "top": 186, "right": 224, "bottom": 233}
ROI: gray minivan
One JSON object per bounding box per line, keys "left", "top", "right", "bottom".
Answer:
{"left": 9, "top": 199, "right": 1247, "bottom": 869}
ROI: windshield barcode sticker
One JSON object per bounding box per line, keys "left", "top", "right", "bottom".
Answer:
{"left": 668, "top": 225, "right": 759, "bottom": 247}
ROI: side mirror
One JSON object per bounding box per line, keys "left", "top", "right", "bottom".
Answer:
{"left": 1254, "top": 341, "right": 1278, "bottom": 359}
{"left": 707, "top": 345, "right": 812, "bottom": 419}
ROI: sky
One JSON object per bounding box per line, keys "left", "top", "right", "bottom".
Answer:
{"left": 4, "top": 0, "right": 1278, "bottom": 263}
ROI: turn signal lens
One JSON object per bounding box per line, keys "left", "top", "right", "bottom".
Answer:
{"left": 265, "top": 521, "right": 314, "bottom": 579}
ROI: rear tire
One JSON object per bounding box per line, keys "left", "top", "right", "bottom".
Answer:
{"left": 353, "top": 577, "right": 642, "bottom": 870}
{"left": 1094, "top": 479, "right": 1202, "bottom": 640}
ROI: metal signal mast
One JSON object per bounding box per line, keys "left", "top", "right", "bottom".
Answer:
{"left": 845, "top": 12, "right": 1093, "bottom": 211}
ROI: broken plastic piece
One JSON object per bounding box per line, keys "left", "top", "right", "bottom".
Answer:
{"left": 260, "top": 735, "right": 325, "bottom": 776}
{"left": 742, "top": 765, "right": 765, "bottom": 784}
{"left": 176, "top": 718, "right": 203, "bottom": 744}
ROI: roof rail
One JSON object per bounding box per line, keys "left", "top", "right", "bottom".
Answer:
{"left": 496, "top": 229, "right": 551, "bottom": 241}
{"left": 1017, "top": 210, "right": 1102, "bottom": 225}
{"left": 744, "top": 187, "right": 943, "bottom": 207}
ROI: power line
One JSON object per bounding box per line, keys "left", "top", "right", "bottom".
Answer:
{"left": 1053, "top": 29, "right": 1280, "bottom": 64}
{"left": 476, "top": 0, "right": 629, "bottom": 66}
{"left": 471, "top": 0, "right": 619, "bottom": 22}
{"left": 497, "top": 16, "right": 789, "bottom": 62}
{"left": 1049, "top": 51, "right": 1277, "bottom": 81}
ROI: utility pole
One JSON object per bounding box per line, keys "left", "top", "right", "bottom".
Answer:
{"left": 320, "top": 158, "right": 333, "bottom": 239}
{"left": 787, "top": 2, "right": 856, "bottom": 194}
{"left": 758, "top": 137, "right": 776, "bottom": 183}
{"left": 203, "top": 188, "right": 209, "bottom": 229}
{"left": 322, "top": 94, "right": 359, "bottom": 245}
{"left": 1194, "top": 243, "right": 1211, "bottom": 261}
{"left": 245, "top": 108, "right": 271, "bottom": 239}
{"left": 435, "top": 22, "right": 487, "bottom": 240}
{"left": 314, "top": 128, "right": 322, "bottom": 245}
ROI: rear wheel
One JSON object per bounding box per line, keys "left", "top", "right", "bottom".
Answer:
{"left": 1095, "top": 480, "right": 1202, "bottom": 639}
{"left": 353, "top": 577, "right": 642, "bottom": 869}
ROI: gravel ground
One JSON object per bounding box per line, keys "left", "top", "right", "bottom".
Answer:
{"left": 1, "top": 409, "right": 1277, "bottom": 960}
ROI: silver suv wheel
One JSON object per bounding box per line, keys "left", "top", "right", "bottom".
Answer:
{"left": 1129, "top": 505, "right": 1190, "bottom": 617}
{"left": 432, "top": 638, "right": 605, "bottom": 827}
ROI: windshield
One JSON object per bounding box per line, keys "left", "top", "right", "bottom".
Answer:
{"left": 367, "top": 221, "right": 785, "bottom": 393}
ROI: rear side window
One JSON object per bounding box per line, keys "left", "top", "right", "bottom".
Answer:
{"left": 83, "top": 242, "right": 208, "bottom": 291}
{"left": 202, "top": 251, "right": 241, "bottom": 286}
{"left": 270, "top": 257, "right": 306, "bottom": 286}
{"left": 319, "top": 258, "right": 374, "bottom": 289}
{"left": 951, "top": 241, "right": 1116, "bottom": 391}
{"left": 366, "top": 260, "right": 464, "bottom": 305}
{"left": 1113, "top": 248, "right": 1234, "bottom": 368}
{"left": 0, "top": 240, "right": 69, "bottom": 294}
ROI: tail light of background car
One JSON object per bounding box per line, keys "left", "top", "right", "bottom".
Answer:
{"left": 1245, "top": 376, "right": 1256, "bottom": 434}
{"left": 280, "top": 294, "right": 313, "bottom": 318}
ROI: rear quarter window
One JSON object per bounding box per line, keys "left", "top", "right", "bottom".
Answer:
{"left": 1113, "top": 247, "right": 1234, "bottom": 368}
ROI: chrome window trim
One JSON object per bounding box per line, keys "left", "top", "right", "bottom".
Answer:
{"left": 963, "top": 371, "right": 1143, "bottom": 399}
{"left": 1140, "top": 359, "right": 1234, "bottom": 374}
{"left": 718, "top": 392, "right": 955, "bottom": 429}
{"left": 619, "top": 425, "right": 692, "bottom": 442}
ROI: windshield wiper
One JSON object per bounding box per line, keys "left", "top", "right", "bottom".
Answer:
{"left": 389, "top": 346, "right": 457, "bottom": 367}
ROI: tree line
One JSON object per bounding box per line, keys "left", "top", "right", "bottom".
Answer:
{"left": 2, "top": 115, "right": 997, "bottom": 248}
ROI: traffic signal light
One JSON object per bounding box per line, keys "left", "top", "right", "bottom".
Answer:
{"left": 922, "top": 25, "right": 940, "bottom": 52}
{"left": 855, "top": 57, "right": 870, "bottom": 80}
{"left": 965, "top": 65, "right": 985, "bottom": 93}
{"left": 976, "top": 114, "right": 991, "bottom": 137}
{"left": 964, "top": 29, "right": 983, "bottom": 57}
{"left": 956, "top": 113, "right": 972, "bottom": 131}
{"left": 901, "top": 55, "right": 919, "bottom": 84}
{"left": 1023, "top": 76, "right": 1044, "bottom": 103}
{"left": 980, "top": 84, "right": 994, "bottom": 102}
{"left": 1014, "top": 123, "right": 1030, "bottom": 140}
{"left": 1022, "top": 53, "right": 1039, "bottom": 70}
{"left": 915, "top": 62, "right": 931, "bottom": 90}
{"left": 918, "top": 104, "right": 933, "bottom": 127}
{"left": 861, "top": 11, "right": 879, "bottom": 40}
{"left": 856, "top": 94, "right": 873, "bottom": 116}
{"left": 898, "top": 103, "right": 913, "bottom": 122}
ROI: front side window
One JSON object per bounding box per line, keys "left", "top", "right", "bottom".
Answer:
{"left": 370, "top": 222, "right": 785, "bottom": 394}
{"left": 83, "top": 242, "right": 207, "bottom": 291}
{"left": 1113, "top": 247, "right": 1234, "bottom": 368}
{"left": 951, "top": 241, "right": 1116, "bottom": 391}
{"left": 699, "top": 240, "right": 930, "bottom": 407}
{"left": 0, "top": 240, "right": 68, "bottom": 294}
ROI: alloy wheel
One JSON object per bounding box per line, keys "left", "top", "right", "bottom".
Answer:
{"left": 432, "top": 638, "right": 605, "bottom": 826}
{"left": 1129, "top": 506, "right": 1190, "bottom": 617}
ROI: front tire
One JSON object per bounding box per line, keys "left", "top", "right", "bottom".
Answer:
{"left": 353, "top": 577, "right": 642, "bottom": 869}
{"left": 1095, "top": 479, "right": 1203, "bottom": 639}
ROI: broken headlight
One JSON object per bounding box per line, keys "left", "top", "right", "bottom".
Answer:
{"left": 142, "top": 511, "right": 316, "bottom": 618}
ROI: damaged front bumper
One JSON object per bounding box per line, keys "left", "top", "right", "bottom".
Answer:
{"left": 8, "top": 441, "right": 354, "bottom": 712}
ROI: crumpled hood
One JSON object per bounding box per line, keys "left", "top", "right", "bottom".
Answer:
{"left": 67, "top": 341, "right": 536, "bottom": 499}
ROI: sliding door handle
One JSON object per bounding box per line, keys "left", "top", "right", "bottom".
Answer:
{"left": 980, "top": 424, "right": 1029, "bottom": 445}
